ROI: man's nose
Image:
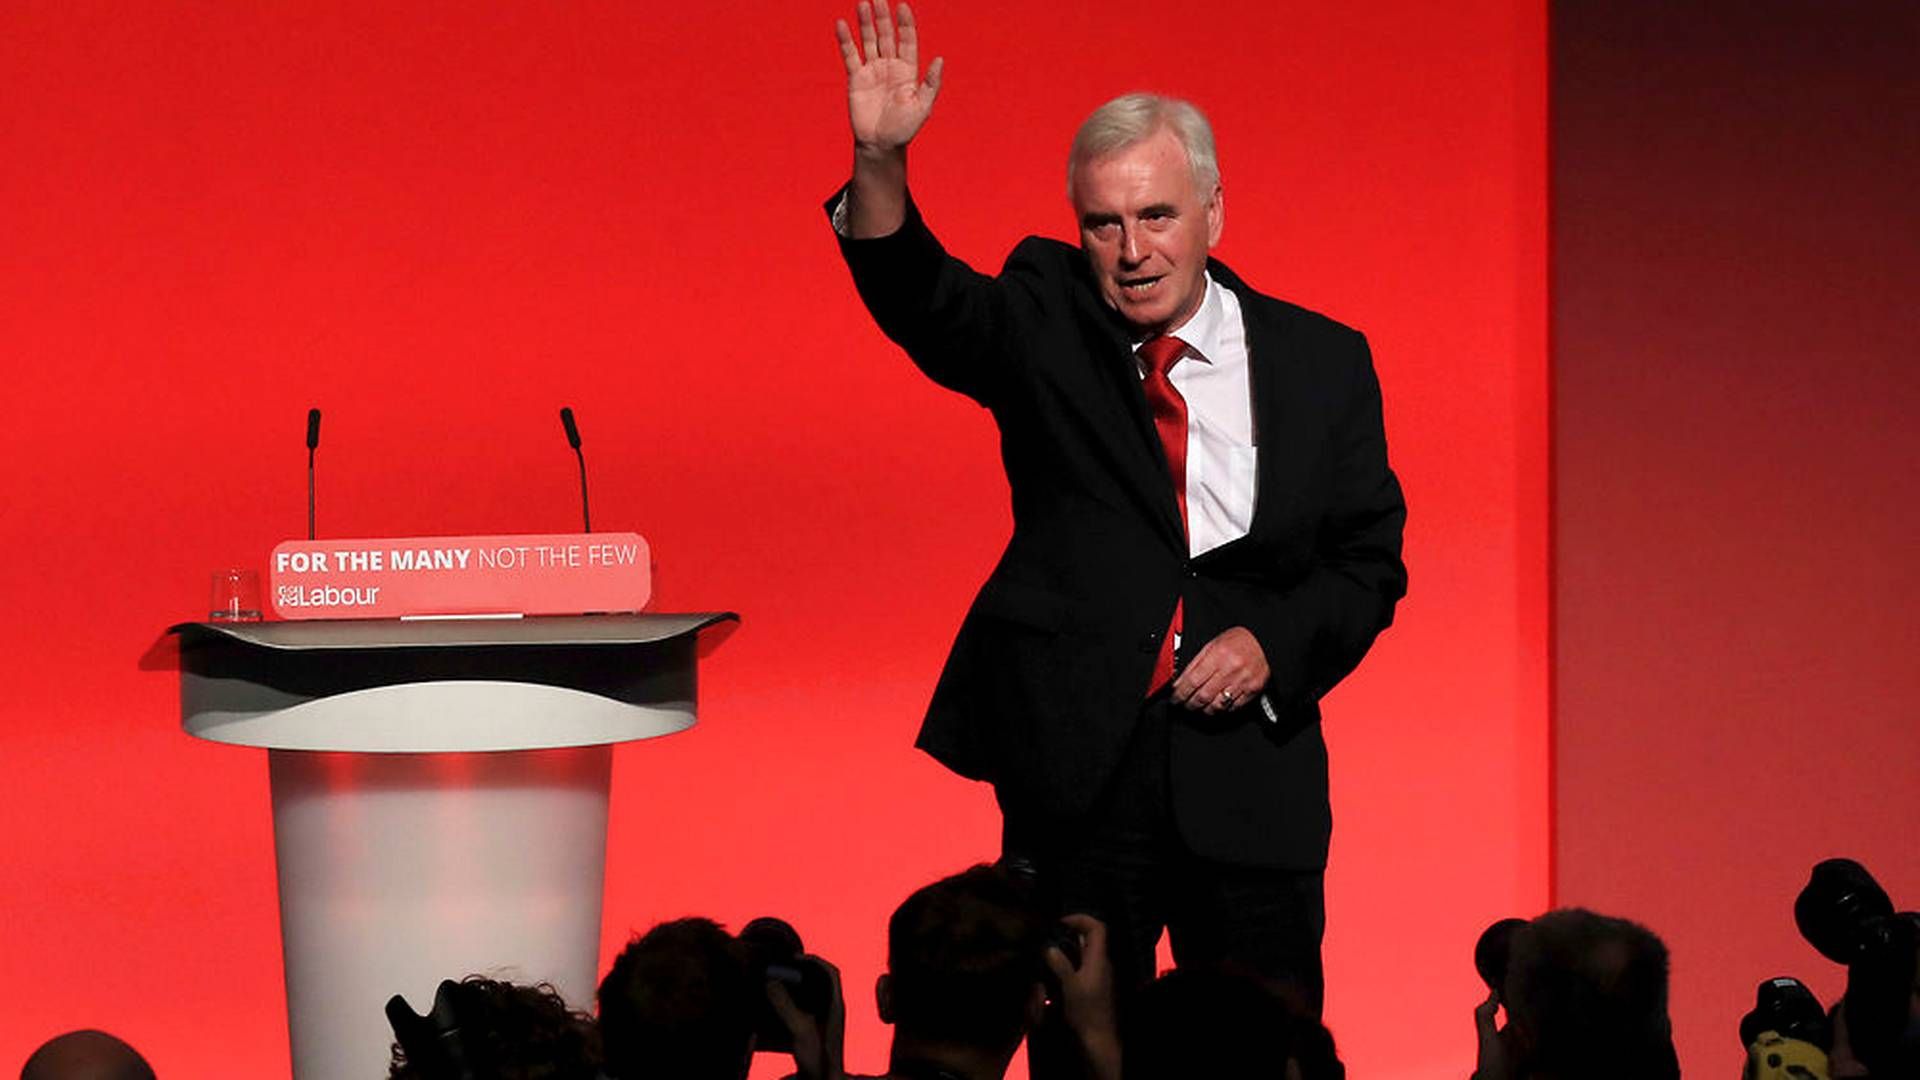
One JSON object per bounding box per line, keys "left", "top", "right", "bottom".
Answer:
{"left": 1120, "top": 225, "right": 1144, "bottom": 265}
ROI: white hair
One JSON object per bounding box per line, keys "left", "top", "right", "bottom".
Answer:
{"left": 1067, "top": 93, "right": 1220, "bottom": 197}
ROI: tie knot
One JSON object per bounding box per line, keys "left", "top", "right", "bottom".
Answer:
{"left": 1138, "top": 334, "right": 1188, "bottom": 377}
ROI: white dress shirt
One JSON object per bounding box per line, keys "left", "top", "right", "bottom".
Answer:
{"left": 1137, "top": 272, "right": 1258, "bottom": 557}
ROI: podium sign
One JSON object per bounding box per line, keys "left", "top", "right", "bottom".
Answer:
{"left": 269, "top": 532, "right": 650, "bottom": 619}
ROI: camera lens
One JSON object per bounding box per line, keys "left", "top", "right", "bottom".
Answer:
{"left": 1474, "top": 918, "right": 1529, "bottom": 992}
{"left": 1794, "top": 859, "right": 1896, "bottom": 966}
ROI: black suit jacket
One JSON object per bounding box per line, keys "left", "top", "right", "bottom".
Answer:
{"left": 834, "top": 194, "right": 1407, "bottom": 870}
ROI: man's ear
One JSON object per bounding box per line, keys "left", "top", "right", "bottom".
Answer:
{"left": 1206, "top": 184, "right": 1225, "bottom": 248}
{"left": 875, "top": 973, "right": 895, "bottom": 1025}
{"left": 1024, "top": 982, "right": 1048, "bottom": 1029}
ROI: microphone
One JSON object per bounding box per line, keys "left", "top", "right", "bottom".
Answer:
{"left": 559, "top": 407, "right": 590, "bottom": 533}
{"left": 306, "top": 408, "right": 321, "bottom": 541}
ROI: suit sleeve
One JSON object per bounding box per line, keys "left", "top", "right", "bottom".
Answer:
{"left": 827, "top": 186, "right": 1046, "bottom": 408}
{"left": 1237, "top": 330, "right": 1407, "bottom": 707}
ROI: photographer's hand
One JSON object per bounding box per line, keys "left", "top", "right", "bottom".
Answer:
{"left": 1470, "top": 989, "right": 1510, "bottom": 1080}
{"left": 769, "top": 954, "right": 847, "bottom": 1080}
{"left": 1045, "top": 914, "right": 1122, "bottom": 1080}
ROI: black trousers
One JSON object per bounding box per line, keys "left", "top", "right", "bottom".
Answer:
{"left": 1005, "top": 697, "right": 1325, "bottom": 1074}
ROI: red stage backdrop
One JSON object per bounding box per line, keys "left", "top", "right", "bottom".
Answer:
{"left": 0, "top": 2, "right": 1546, "bottom": 1076}
{"left": 1551, "top": 2, "right": 1920, "bottom": 1075}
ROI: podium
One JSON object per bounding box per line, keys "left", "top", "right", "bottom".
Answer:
{"left": 165, "top": 613, "right": 737, "bottom": 1080}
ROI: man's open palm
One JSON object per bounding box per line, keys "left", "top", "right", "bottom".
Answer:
{"left": 835, "top": 1, "right": 943, "bottom": 151}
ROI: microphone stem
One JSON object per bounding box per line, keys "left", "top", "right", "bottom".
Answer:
{"left": 308, "top": 448, "right": 317, "bottom": 540}
{"left": 574, "top": 447, "right": 591, "bottom": 533}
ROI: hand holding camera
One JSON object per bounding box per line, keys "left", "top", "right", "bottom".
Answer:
{"left": 1044, "top": 914, "right": 1121, "bottom": 1080}
{"left": 741, "top": 916, "right": 847, "bottom": 1080}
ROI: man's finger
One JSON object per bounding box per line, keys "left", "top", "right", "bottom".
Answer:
{"left": 767, "top": 979, "right": 804, "bottom": 1025}
{"left": 834, "top": 20, "right": 861, "bottom": 75}
{"left": 1043, "top": 944, "right": 1074, "bottom": 979}
{"left": 1170, "top": 668, "right": 1202, "bottom": 706}
{"left": 1173, "top": 641, "right": 1222, "bottom": 705}
{"left": 1060, "top": 913, "right": 1107, "bottom": 955}
{"left": 1197, "top": 671, "right": 1238, "bottom": 714}
{"left": 923, "top": 55, "right": 943, "bottom": 96}
{"left": 856, "top": 2, "right": 878, "bottom": 63}
{"left": 896, "top": 2, "right": 917, "bottom": 69}
{"left": 1473, "top": 989, "right": 1501, "bottom": 1031}
{"left": 873, "top": 1, "right": 897, "bottom": 60}
{"left": 1170, "top": 643, "right": 1206, "bottom": 700}
{"left": 1182, "top": 649, "right": 1243, "bottom": 712}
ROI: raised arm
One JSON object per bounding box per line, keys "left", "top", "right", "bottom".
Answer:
{"left": 833, "top": 1, "right": 943, "bottom": 237}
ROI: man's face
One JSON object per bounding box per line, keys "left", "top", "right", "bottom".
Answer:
{"left": 1072, "top": 126, "right": 1223, "bottom": 339}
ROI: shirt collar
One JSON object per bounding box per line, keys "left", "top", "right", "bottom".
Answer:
{"left": 1135, "top": 271, "right": 1224, "bottom": 366}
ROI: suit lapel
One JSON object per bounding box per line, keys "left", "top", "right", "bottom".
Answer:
{"left": 1069, "top": 268, "right": 1189, "bottom": 550}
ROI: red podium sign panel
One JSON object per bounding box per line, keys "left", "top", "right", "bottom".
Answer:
{"left": 269, "top": 533, "right": 650, "bottom": 619}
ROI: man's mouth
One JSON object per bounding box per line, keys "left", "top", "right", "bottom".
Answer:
{"left": 1119, "top": 275, "right": 1163, "bottom": 298}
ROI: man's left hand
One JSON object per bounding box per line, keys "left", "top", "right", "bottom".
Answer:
{"left": 1171, "top": 626, "right": 1269, "bottom": 714}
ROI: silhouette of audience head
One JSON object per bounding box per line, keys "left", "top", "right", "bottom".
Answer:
{"left": 385, "top": 975, "right": 599, "bottom": 1080}
{"left": 20, "top": 1030, "right": 154, "bottom": 1080}
{"left": 1502, "top": 908, "right": 1677, "bottom": 1080}
{"left": 598, "top": 916, "right": 757, "bottom": 1080}
{"left": 878, "top": 863, "right": 1051, "bottom": 1069}
{"left": 1124, "top": 965, "right": 1343, "bottom": 1080}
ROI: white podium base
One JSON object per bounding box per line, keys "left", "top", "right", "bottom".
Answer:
{"left": 268, "top": 746, "right": 612, "bottom": 1080}
{"left": 164, "top": 615, "right": 736, "bottom": 1079}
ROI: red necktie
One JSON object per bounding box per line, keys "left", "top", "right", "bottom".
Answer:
{"left": 1138, "top": 334, "right": 1189, "bottom": 695}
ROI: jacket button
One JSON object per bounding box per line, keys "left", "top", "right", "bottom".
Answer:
{"left": 1137, "top": 632, "right": 1160, "bottom": 653}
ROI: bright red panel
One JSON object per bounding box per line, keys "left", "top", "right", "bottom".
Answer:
{"left": 0, "top": 2, "right": 1545, "bottom": 1076}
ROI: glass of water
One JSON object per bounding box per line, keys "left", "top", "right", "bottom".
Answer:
{"left": 210, "top": 569, "right": 262, "bottom": 621}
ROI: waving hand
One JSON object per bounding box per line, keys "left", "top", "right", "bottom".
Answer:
{"left": 835, "top": 2, "right": 944, "bottom": 153}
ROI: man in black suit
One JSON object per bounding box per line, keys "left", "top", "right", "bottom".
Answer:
{"left": 827, "top": 2, "right": 1406, "bottom": 1017}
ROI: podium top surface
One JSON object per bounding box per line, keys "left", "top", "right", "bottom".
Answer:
{"left": 169, "top": 612, "right": 736, "bottom": 652}
{"left": 165, "top": 613, "right": 738, "bottom": 752}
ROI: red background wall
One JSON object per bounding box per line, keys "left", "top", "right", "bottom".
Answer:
{"left": 1551, "top": 2, "right": 1920, "bottom": 1075}
{"left": 0, "top": 2, "right": 1546, "bottom": 1076}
